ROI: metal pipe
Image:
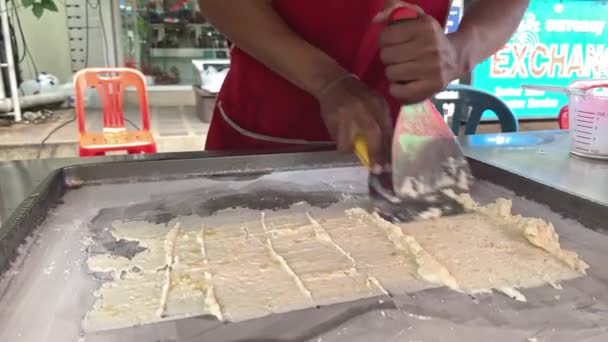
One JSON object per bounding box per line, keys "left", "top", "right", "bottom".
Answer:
{"left": 109, "top": 0, "right": 123, "bottom": 67}
{"left": 0, "top": 62, "right": 6, "bottom": 100}
{"left": 0, "top": 92, "right": 67, "bottom": 113}
{"left": 0, "top": 0, "right": 21, "bottom": 121}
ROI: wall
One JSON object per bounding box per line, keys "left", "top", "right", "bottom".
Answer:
{"left": 63, "top": 0, "right": 121, "bottom": 73}
{"left": 9, "top": 1, "right": 123, "bottom": 85}
{"left": 10, "top": 3, "right": 72, "bottom": 83}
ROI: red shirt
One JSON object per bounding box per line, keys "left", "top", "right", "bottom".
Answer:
{"left": 205, "top": 0, "right": 451, "bottom": 150}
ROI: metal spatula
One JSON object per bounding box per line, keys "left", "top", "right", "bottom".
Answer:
{"left": 353, "top": 5, "right": 473, "bottom": 222}
{"left": 355, "top": 102, "right": 472, "bottom": 222}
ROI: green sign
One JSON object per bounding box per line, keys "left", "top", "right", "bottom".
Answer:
{"left": 472, "top": 0, "right": 608, "bottom": 118}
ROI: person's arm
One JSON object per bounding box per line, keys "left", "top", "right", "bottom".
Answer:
{"left": 199, "top": 0, "right": 394, "bottom": 168}
{"left": 448, "top": 0, "right": 530, "bottom": 76}
{"left": 198, "top": 0, "right": 345, "bottom": 97}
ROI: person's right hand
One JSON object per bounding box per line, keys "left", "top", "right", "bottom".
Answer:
{"left": 316, "top": 75, "right": 393, "bottom": 172}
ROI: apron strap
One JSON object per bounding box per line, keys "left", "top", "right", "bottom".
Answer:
{"left": 218, "top": 102, "right": 334, "bottom": 146}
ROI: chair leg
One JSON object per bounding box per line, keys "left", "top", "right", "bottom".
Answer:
{"left": 146, "top": 145, "right": 157, "bottom": 154}
{"left": 134, "top": 145, "right": 156, "bottom": 154}
{"left": 79, "top": 147, "right": 97, "bottom": 157}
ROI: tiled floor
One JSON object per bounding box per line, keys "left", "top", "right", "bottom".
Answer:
{"left": 0, "top": 106, "right": 208, "bottom": 160}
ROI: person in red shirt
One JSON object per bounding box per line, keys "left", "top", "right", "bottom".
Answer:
{"left": 199, "top": 0, "right": 528, "bottom": 170}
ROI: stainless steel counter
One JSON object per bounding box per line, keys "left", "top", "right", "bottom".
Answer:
{"left": 461, "top": 130, "right": 608, "bottom": 207}
{"left": 1, "top": 130, "right": 607, "bottom": 230}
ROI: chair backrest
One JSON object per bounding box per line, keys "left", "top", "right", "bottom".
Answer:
{"left": 432, "top": 84, "right": 519, "bottom": 135}
{"left": 73, "top": 68, "right": 151, "bottom": 134}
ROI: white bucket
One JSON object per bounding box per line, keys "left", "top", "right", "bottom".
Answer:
{"left": 567, "top": 80, "right": 608, "bottom": 159}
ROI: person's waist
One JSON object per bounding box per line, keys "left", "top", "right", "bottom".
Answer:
{"left": 217, "top": 100, "right": 333, "bottom": 145}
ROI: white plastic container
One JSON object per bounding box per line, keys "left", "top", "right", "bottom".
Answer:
{"left": 523, "top": 80, "right": 608, "bottom": 159}
{"left": 567, "top": 80, "right": 608, "bottom": 159}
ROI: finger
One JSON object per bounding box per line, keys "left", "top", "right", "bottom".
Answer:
{"left": 358, "top": 116, "right": 388, "bottom": 168}
{"left": 373, "top": 1, "right": 424, "bottom": 24}
{"left": 381, "top": 34, "right": 445, "bottom": 67}
{"left": 378, "top": 20, "right": 418, "bottom": 47}
{"left": 389, "top": 80, "right": 443, "bottom": 105}
{"left": 378, "top": 14, "right": 437, "bottom": 47}
{"left": 323, "top": 116, "right": 339, "bottom": 141}
{"left": 379, "top": 40, "right": 421, "bottom": 65}
{"left": 385, "top": 61, "right": 436, "bottom": 83}
{"left": 336, "top": 122, "right": 354, "bottom": 153}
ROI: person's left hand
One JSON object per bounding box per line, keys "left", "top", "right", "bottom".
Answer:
{"left": 375, "top": 1, "right": 462, "bottom": 104}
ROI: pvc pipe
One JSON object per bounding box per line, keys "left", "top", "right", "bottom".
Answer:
{"left": 0, "top": 92, "right": 67, "bottom": 113}
{"left": 0, "top": 61, "right": 5, "bottom": 100}
{"left": 0, "top": 0, "right": 21, "bottom": 121}
{"left": 0, "top": 4, "right": 6, "bottom": 101}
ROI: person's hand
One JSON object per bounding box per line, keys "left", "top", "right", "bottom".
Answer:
{"left": 317, "top": 75, "right": 392, "bottom": 171}
{"left": 375, "top": 1, "right": 462, "bottom": 104}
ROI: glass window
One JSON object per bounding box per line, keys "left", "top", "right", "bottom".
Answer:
{"left": 118, "top": 0, "right": 229, "bottom": 85}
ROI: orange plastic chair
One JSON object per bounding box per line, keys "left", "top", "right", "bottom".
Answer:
{"left": 74, "top": 68, "right": 157, "bottom": 157}
{"left": 558, "top": 105, "right": 569, "bottom": 130}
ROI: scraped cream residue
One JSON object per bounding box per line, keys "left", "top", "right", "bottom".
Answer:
{"left": 84, "top": 193, "right": 589, "bottom": 332}
{"left": 417, "top": 207, "right": 443, "bottom": 220}
{"left": 497, "top": 287, "right": 527, "bottom": 302}
{"left": 438, "top": 190, "right": 588, "bottom": 285}
{"left": 202, "top": 272, "right": 223, "bottom": 320}
{"left": 347, "top": 194, "right": 588, "bottom": 302}
{"left": 523, "top": 219, "right": 589, "bottom": 273}
{"left": 86, "top": 254, "right": 132, "bottom": 278}
{"left": 478, "top": 198, "right": 589, "bottom": 274}
{"left": 195, "top": 224, "right": 223, "bottom": 320}
{"left": 306, "top": 212, "right": 389, "bottom": 296}
{"left": 157, "top": 222, "right": 181, "bottom": 318}
{"left": 196, "top": 224, "right": 207, "bottom": 263}
{"left": 261, "top": 212, "right": 313, "bottom": 301}
{"left": 347, "top": 208, "right": 461, "bottom": 292}
{"left": 397, "top": 157, "right": 471, "bottom": 198}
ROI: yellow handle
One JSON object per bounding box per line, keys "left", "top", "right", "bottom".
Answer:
{"left": 353, "top": 134, "right": 370, "bottom": 169}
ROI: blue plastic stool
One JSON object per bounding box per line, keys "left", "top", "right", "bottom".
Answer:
{"left": 432, "top": 84, "right": 519, "bottom": 135}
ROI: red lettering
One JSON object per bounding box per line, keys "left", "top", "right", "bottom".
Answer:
{"left": 530, "top": 45, "right": 548, "bottom": 78}
{"left": 583, "top": 45, "right": 608, "bottom": 78}
{"left": 598, "top": 46, "right": 608, "bottom": 78}
{"left": 490, "top": 46, "right": 511, "bottom": 77}
{"left": 592, "top": 45, "right": 607, "bottom": 78}
{"left": 548, "top": 44, "right": 568, "bottom": 77}
{"left": 585, "top": 45, "right": 599, "bottom": 77}
{"left": 510, "top": 45, "right": 529, "bottom": 77}
{"left": 566, "top": 44, "right": 584, "bottom": 77}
